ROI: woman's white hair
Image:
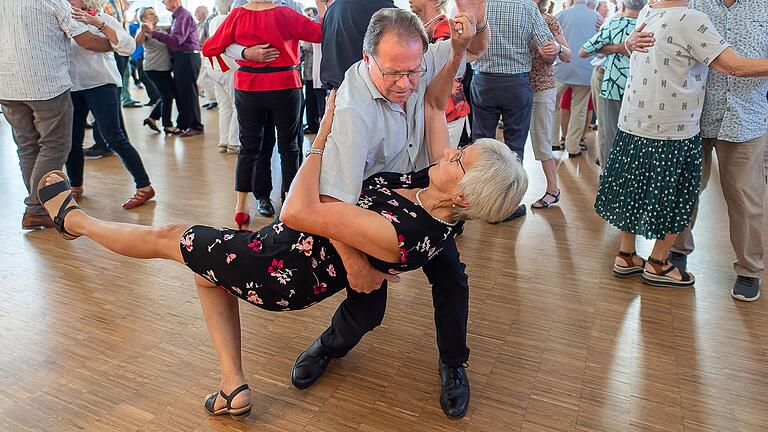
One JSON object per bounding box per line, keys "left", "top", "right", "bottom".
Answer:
{"left": 81, "top": 0, "right": 106, "bottom": 10}
{"left": 455, "top": 139, "right": 529, "bottom": 223}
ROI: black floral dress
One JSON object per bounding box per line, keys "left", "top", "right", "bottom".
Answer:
{"left": 180, "top": 168, "right": 460, "bottom": 312}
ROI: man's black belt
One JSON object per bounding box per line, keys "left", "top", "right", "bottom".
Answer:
{"left": 239, "top": 65, "right": 299, "bottom": 74}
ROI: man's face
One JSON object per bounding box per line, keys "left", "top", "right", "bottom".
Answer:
{"left": 162, "top": 0, "right": 179, "bottom": 12}
{"left": 195, "top": 7, "right": 208, "bottom": 21}
{"left": 364, "top": 34, "right": 425, "bottom": 106}
{"left": 597, "top": 2, "right": 609, "bottom": 17}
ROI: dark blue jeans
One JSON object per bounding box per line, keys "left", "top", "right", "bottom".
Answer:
{"left": 471, "top": 72, "right": 534, "bottom": 160}
{"left": 67, "top": 84, "right": 151, "bottom": 189}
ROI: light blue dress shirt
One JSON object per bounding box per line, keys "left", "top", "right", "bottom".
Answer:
{"left": 553, "top": 0, "right": 601, "bottom": 86}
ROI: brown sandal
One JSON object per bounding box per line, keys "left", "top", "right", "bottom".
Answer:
{"left": 642, "top": 256, "right": 695, "bottom": 287}
{"left": 613, "top": 250, "right": 646, "bottom": 278}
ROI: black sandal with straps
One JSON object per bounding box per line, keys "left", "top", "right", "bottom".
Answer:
{"left": 613, "top": 250, "right": 646, "bottom": 278}
{"left": 36, "top": 170, "right": 81, "bottom": 241}
{"left": 531, "top": 189, "right": 561, "bottom": 209}
{"left": 642, "top": 256, "right": 695, "bottom": 287}
{"left": 204, "top": 384, "right": 253, "bottom": 417}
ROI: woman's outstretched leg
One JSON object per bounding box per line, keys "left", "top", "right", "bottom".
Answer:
{"left": 196, "top": 275, "right": 252, "bottom": 412}
{"left": 40, "top": 172, "right": 188, "bottom": 263}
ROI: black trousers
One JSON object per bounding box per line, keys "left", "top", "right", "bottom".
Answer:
{"left": 171, "top": 52, "right": 203, "bottom": 131}
{"left": 303, "top": 80, "right": 327, "bottom": 131}
{"left": 234, "top": 88, "right": 301, "bottom": 199}
{"left": 459, "top": 63, "right": 474, "bottom": 146}
{"left": 67, "top": 84, "right": 150, "bottom": 189}
{"left": 131, "top": 59, "right": 161, "bottom": 103}
{"left": 320, "top": 236, "right": 470, "bottom": 367}
{"left": 146, "top": 70, "right": 176, "bottom": 127}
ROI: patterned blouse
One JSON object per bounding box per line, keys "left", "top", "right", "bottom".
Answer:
{"left": 529, "top": 14, "right": 562, "bottom": 92}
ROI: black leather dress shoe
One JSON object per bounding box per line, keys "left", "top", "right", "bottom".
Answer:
{"left": 439, "top": 361, "right": 470, "bottom": 419}
{"left": 291, "top": 338, "right": 332, "bottom": 390}
{"left": 257, "top": 197, "right": 275, "bottom": 217}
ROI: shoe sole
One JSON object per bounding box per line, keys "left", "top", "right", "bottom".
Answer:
{"left": 613, "top": 265, "right": 644, "bottom": 278}
{"left": 642, "top": 272, "right": 695, "bottom": 288}
{"left": 731, "top": 291, "right": 760, "bottom": 302}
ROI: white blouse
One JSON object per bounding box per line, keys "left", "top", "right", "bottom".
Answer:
{"left": 68, "top": 13, "right": 136, "bottom": 92}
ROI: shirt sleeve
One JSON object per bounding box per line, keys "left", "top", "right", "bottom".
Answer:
{"left": 319, "top": 106, "right": 371, "bottom": 203}
{"left": 201, "top": 11, "right": 237, "bottom": 58}
{"left": 103, "top": 14, "right": 136, "bottom": 57}
{"left": 152, "top": 12, "right": 198, "bottom": 51}
{"left": 285, "top": 8, "right": 322, "bottom": 44}
{"left": 49, "top": 0, "right": 88, "bottom": 39}
{"left": 582, "top": 23, "right": 610, "bottom": 55}
{"left": 680, "top": 11, "right": 730, "bottom": 66}
{"left": 531, "top": 6, "right": 553, "bottom": 48}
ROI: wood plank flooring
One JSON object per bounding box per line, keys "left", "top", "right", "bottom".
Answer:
{"left": 1, "top": 97, "right": 767, "bottom": 432}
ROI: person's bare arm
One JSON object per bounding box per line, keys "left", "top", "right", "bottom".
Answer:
{"left": 455, "top": 0, "right": 490, "bottom": 62}
{"left": 554, "top": 31, "right": 571, "bottom": 63}
{"left": 72, "top": 31, "right": 113, "bottom": 52}
{"left": 710, "top": 48, "right": 768, "bottom": 78}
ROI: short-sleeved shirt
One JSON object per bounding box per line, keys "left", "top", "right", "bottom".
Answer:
{"left": 69, "top": 13, "right": 136, "bottom": 92}
{"left": 619, "top": 6, "right": 730, "bottom": 140}
{"left": 582, "top": 16, "right": 637, "bottom": 101}
{"left": 529, "top": 14, "right": 562, "bottom": 92}
{"left": 202, "top": 6, "right": 321, "bottom": 91}
{"left": 319, "top": 0, "right": 395, "bottom": 89}
{"left": 472, "top": 0, "right": 552, "bottom": 75}
{"left": 554, "top": 1, "right": 602, "bottom": 85}
{"left": 691, "top": 0, "right": 768, "bottom": 143}
{"left": 143, "top": 35, "right": 172, "bottom": 71}
{"left": 319, "top": 40, "right": 457, "bottom": 204}
{"left": 0, "top": 0, "right": 88, "bottom": 101}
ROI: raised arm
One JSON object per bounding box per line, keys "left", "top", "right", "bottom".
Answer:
{"left": 280, "top": 93, "right": 401, "bottom": 265}
{"left": 455, "top": 0, "right": 490, "bottom": 62}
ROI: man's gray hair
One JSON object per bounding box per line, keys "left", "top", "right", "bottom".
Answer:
{"left": 456, "top": 139, "right": 529, "bottom": 223}
{"left": 586, "top": 0, "right": 598, "bottom": 9}
{"left": 625, "top": 0, "right": 647, "bottom": 11}
{"left": 362, "top": 9, "right": 429, "bottom": 56}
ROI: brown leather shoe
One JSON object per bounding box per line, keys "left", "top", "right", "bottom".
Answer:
{"left": 122, "top": 186, "right": 156, "bottom": 209}
{"left": 22, "top": 212, "right": 54, "bottom": 230}
{"left": 180, "top": 128, "right": 203, "bottom": 138}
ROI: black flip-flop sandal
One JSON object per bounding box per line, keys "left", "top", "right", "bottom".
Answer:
{"left": 204, "top": 384, "right": 252, "bottom": 417}
{"left": 613, "top": 250, "right": 646, "bottom": 278}
{"left": 579, "top": 139, "right": 588, "bottom": 151}
{"left": 531, "top": 189, "right": 561, "bottom": 209}
{"left": 36, "top": 170, "right": 81, "bottom": 240}
{"left": 642, "top": 257, "right": 695, "bottom": 287}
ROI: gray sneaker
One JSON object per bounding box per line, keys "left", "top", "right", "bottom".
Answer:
{"left": 732, "top": 276, "right": 760, "bottom": 302}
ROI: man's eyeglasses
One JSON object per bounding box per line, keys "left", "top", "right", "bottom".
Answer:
{"left": 450, "top": 146, "right": 466, "bottom": 174}
{"left": 369, "top": 54, "right": 427, "bottom": 83}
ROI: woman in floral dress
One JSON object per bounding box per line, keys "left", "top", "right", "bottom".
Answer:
{"left": 34, "top": 15, "right": 528, "bottom": 418}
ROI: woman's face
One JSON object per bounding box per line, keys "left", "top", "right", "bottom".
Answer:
{"left": 429, "top": 145, "right": 479, "bottom": 204}
{"left": 69, "top": 0, "right": 85, "bottom": 10}
{"left": 142, "top": 8, "right": 158, "bottom": 24}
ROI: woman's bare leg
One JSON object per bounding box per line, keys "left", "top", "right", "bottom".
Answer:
{"left": 196, "top": 275, "right": 251, "bottom": 411}
{"left": 647, "top": 233, "right": 687, "bottom": 280}
{"left": 40, "top": 173, "right": 188, "bottom": 263}
{"left": 615, "top": 231, "right": 644, "bottom": 267}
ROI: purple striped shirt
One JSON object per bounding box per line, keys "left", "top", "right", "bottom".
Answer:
{"left": 151, "top": 6, "right": 200, "bottom": 53}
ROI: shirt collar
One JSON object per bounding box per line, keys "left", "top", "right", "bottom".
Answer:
{"left": 357, "top": 62, "right": 387, "bottom": 101}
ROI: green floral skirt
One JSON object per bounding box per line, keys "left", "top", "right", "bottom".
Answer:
{"left": 594, "top": 130, "right": 702, "bottom": 240}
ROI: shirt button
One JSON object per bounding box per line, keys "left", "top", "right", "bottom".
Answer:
{"left": 409, "top": 144, "right": 413, "bottom": 148}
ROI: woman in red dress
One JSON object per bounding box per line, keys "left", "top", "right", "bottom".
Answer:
{"left": 203, "top": 0, "right": 325, "bottom": 229}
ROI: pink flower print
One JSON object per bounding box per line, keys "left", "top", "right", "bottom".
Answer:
{"left": 268, "top": 259, "right": 284, "bottom": 275}
{"left": 400, "top": 174, "right": 412, "bottom": 184}
{"left": 289, "top": 290, "right": 295, "bottom": 297}
{"left": 381, "top": 211, "right": 400, "bottom": 223}
{"left": 273, "top": 223, "right": 284, "bottom": 234}
{"left": 246, "top": 291, "right": 263, "bottom": 305}
{"left": 311, "top": 257, "right": 318, "bottom": 268}
{"left": 397, "top": 234, "right": 405, "bottom": 247}
{"left": 231, "top": 286, "right": 242, "bottom": 295}
{"left": 276, "top": 299, "right": 289, "bottom": 307}
{"left": 375, "top": 177, "right": 386, "bottom": 185}
{"left": 248, "top": 239, "right": 262, "bottom": 253}
{"left": 181, "top": 233, "right": 195, "bottom": 252}
{"left": 327, "top": 264, "right": 336, "bottom": 277}
{"left": 292, "top": 236, "right": 314, "bottom": 256}
{"left": 313, "top": 283, "right": 328, "bottom": 296}
{"left": 400, "top": 248, "right": 408, "bottom": 263}
{"left": 320, "top": 247, "right": 327, "bottom": 261}
{"left": 379, "top": 187, "right": 392, "bottom": 196}
{"left": 387, "top": 199, "right": 399, "bottom": 207}
{"left": 226, "top": 253, "right": 237, "bottom": 264}
{"left": 223, "top": 234, "right": 234, "bottom": 241}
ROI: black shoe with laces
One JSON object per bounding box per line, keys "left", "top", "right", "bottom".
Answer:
{"left": 83, "top": 146, "right": 114, "bottom": 159}
{"left": 439, "top": 361, "right": 470, "bottom": 419}
{"left": 257, "top": 197, "right": 275, "bottom": 217}
{"left": 291, "top": 337, "right": 332, "bottom": 390}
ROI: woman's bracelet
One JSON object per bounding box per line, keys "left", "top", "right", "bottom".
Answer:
{"left": 624, "top": 39, "right": 633, "bottom": 55}
{"left": 306, "top": 148, "right": 324, "bottom": 157}
{"left": 97, "top": 21, "right": 107, "bottom": 33}
{"left": 476, "top": 20, "right": 488, "bottom": 33}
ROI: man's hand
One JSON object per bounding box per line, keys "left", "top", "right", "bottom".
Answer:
{"left": 625, "top": 23, "right": 655, "bottom": 53}
{"left": 141, "top": 22, "right": 156, "bottom": 33}
{"left": 454, "top": 0, "right": 487, "bottom": 23}
{"left": 242, "top": 44, "right": 280, "bottom": 63}
{"left": 539, "top": 39, "right": 559, "bottom": 58}
{"left": 331, "top": 240, "right": 400, "bottom": 294}
{"left": 450, "top": 12, "right": 476, "bottom": 52}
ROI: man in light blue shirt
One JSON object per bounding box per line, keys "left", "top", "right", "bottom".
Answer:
{"left": 670, "top": 0, "right": 768, "bottom": 302}
{"left": 551, "top": 0, "right": 601, "bottom": 156}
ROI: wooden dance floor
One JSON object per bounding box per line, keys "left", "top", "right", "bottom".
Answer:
{"left": 2, "top": 101, "right": 767, "bottom": 432}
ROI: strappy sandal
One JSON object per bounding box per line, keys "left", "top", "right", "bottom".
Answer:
{"left": 613, "top": 250, "right": 646, "bottom": 278}
{"left": 204, "top": 384, "right": 253, "bottom": 417}
{"left": 531, "top": 189, "right": 561, "bottom": 209}
{"left": 552, "top": 137, "right": 565, "bottom": 152}
{"left": 579, "top": 139, "right": 588, "bottom": 152}
{"left": 36, "top": 170, "right": 81, "bottom": 241}
{"left": 642, "top": 256, "right": 695, "bottom": 287}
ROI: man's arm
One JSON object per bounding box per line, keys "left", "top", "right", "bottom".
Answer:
{"left": 150, "top": 14, "right": 196, "bottom": 50}
{"left": 73, "top": 32, "right": 113, "bottom": 52}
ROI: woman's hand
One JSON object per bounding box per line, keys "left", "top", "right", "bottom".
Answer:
{"left": 450, "top": 11, "right": 477, "bottom": 53}
{"left": 72, "top": 9, "right": 105, "bottom": 28}
{"left": 313, "top": 90, "right": 336, "bottom": 150}
{"left": 141, "top": 22, "right": 156, "bottom": 34}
